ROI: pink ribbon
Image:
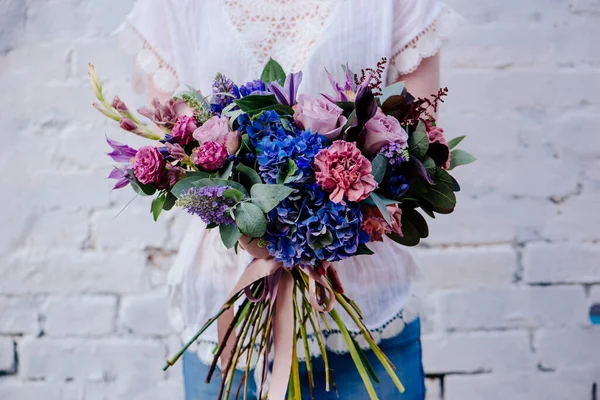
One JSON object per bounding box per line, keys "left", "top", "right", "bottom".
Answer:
{"left": 217, "top": 259, "right": 336, "bottom": 400}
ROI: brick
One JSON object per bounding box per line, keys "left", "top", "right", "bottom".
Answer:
{"left": 43, "top": 296, "right": 117, "bottom": 336}
{"left": 0, "top": 251, "right": 149, "bottom": 295}
{"left": 120, "top": 288, "right": 173, "bottom": 336}
{"left": 0, "top": 296, "right": 39, "bottom": 335}
{"left": 415, "top": 246, "right": 516, "bottom": 289}
{"left": 21, "top": 211, "right": 89, "bottom": 250}
{"left": 439, "top": 286, "right": 588, "bottom": 330}
{"left": 424, "top": 378, "right": 442, "bottom": 400}
{"left": 0, "top": 337, "right": 15, "bottom": 373}
{"left": 0, "top": 382, "right": 62, "bottom": 400}
{"left": 544, "top": 193, "right": 600, "bottom": 242}
{"left": 536, "top": 328, "right": 600, "bottom": 369}
{"left": 445, "top": 370, "right": 598, "bottom": 400}
{"left": 92, "top": 208, "right": 171, "bottom": 250}
{"left": 524, "top": 243, "right": 600, "bottom": 284}
{"left": 20, "top": 338, "right": 165, "bottom": 390}
{"left": 422, "top": 331, "right": 535, "bottom": 374}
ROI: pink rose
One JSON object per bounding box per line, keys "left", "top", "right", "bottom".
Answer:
{"left": 171, "top": 115, "right": 197, "bottom": 145}
{"left": 362, "top": 109, "right": 408, "bottom": 157}
{"left": 361, "top": 206, "right": 391, "bottom": 242}
{"left": 427, "top": 127, "right": 450, "bottom": 169}
{"left": 193, "top": 141, "right": 229, "bottom": 172}
{"left": 387, "top": 205, "right": 403, "bottom": 237}
{"left": 133, "top": 146, "right": 167, "bottom": 186}
{"left": 193, "top": 116, "right": 240, "bottom": 154}
{"left": 314, "top": 140, "right": 378, "bottom": 204}
{"left": 293, "top": 94, "right": 347, "bottom": 140}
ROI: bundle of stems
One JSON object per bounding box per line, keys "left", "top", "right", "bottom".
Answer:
{"left": 163, "top": 267, "right": 405, "bottom": 400}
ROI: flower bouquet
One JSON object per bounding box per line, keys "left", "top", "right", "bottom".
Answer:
{"left": 90, "top": 58, "right": 474, "bottom": 400}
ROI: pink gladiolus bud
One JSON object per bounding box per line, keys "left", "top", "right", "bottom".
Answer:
{"left": 111, "top": 96, "right": 128, "bottom": 112}
{"left": 119, "top": 118, "right": 138, "bottom": 132}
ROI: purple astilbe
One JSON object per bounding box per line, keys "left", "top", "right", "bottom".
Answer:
{"left": 268, "top": 72, "right": 302, "bottom": 106}
{"left": 106, "top": 137, "right": 137, "bottom": 189}
{"left": 175, "top": 186, "right": 236, "bottom": 225}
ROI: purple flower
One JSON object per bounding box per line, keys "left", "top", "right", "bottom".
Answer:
{"left": 268, "top": 72, "right": 302, "bottom": 106}
{"left": 107, "top": 167, "right": 130, "bottom": 190}
{"left": 212, "top": 73, "right": 238, "bottom": 109}
{"left": 176, "top": 186, "right": 236, "bottom": 225}
{"left": 380, "top": 143, "right": 409, "bottom": 165}
{"left": 239, "top": 80, "right": 267, "bottom": 97}
{"left": 106, "top": 137, "right": 137, "bottom": 163}
{"left": 324, "top": 64, "right": 356, "bottom": 102}
{"left": 164, "top": 142, "right": 187, "bottom": 161}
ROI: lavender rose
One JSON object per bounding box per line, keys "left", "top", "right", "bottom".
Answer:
{"left": 171, "top": 115, "right": 197, "bottom": 145}
{"left": 362, "top": 109, "right": 408, "bottom": 157}
{"left": 293, "top": 94, "right": 347, "bottom": 140}
{"left": 192, "top": 115, "right": 240, "bottom": 154}
{"left": 133, "top": 146, "right": 167, "bottom": 186}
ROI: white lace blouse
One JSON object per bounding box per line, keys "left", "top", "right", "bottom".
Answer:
{"left": 120, "top": 0, "right": 459, "bottom": 364}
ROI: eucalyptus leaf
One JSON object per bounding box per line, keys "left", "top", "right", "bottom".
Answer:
{"left": 371, "top": 154, "right": 388, "bottom": 185}
{"left": 260, "top": 58, "right": 286, "bottom": 85}
{"left": 421, "top": 181, "right": 456, "bottom": 214}
{"left": 449, "top": 149, "right": 477, "bottom": 170}
{"left": 379, "top": 81, "right": 405, "bottom": 104}
{"left": 236, "top": 164, "right": 262, "bottom": 186}
{"left": 151, "top": 193, "right": 166, "bottom": 221}
{"left": 217, "top": 160, "right": 234, "bottom": 180}
{"left": 219, "top": 224, "right": 242, "bottom": 249}
{"left": 403, "top": 208, "right": 429, "bottom": 238}
{"left": 250, "top": 184, "right": 295, "bottom": 213}
{"left": 170, "top": 177, "right": 198, "bottom": 198}
{"left": 422, "top": 156, "right": 436, "bottom": 172}
{"left": 368, "top": 192, "right": 392, "bottom": 225}
{"left": 222, "top": 188, "right": 245, "bottom": 203}
{"left": 447, "top": 135, "right": 466, "bottom": 150}
{"left": 234, "top": 202, "right": 267, "bottom": 237}
{"left": 408, "top": 122, "right": 429, "bottom": 159}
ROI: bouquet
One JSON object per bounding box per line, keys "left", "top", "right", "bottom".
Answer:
{"left": 89, "top": 58, "right": 475, "bottom": 400}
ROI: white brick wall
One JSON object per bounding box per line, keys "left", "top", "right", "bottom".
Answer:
{"left": 0, "top": 0, "right": 598, "bottom": 399}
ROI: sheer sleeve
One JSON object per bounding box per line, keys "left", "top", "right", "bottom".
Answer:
{"left": 116, "top": 0, "right": 182, "bottom": 95}
{"left": 388, "top": 0, "right": 461, "bottom": 81}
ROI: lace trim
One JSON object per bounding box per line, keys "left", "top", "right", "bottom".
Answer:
{"left": 222, "top": 0, "right": 338, "bottom": 72}
{"left": 116, "top": 19, "right": 180, "bottom": 95}
{"left": 388, "top": 6, "right": 462, "bottom": 80}
{"left": 188, "top": 294, "right": 421, "bottom": 370}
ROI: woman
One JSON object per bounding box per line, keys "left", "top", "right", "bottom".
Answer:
{"left": 120, "top": 1, "right": 459, "bottom": 398}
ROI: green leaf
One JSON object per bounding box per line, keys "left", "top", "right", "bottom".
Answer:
{"left": 449, "top": 149, "right": 477, "bottom": 170}
{"left": 379, "top": 81, "right": 405, "bottom": 104}
{"left": 408, "top": 121, "right": 429, "bottom": 159}
{"left": 252, "top": 104, "right": 294, "bottom": 116}
{"left": 219, "top": 224, "right": 241, "bottom": 249}
{"left": 170, "top": 177, "right": 198, "bottom": 198}
{"left": 283, "top": 160, "right": 299, "bottom": 184}
{"left": 185, "top": 171, "right": 211, "bottom": 179}
{"left": 371, "top": 154, "right": 388, "bottom": 185}
{"left": 355, "top": 244, "right": 375, "bottom": 255}
{"left": 234, "top": 94, "right": 278, "bottom": 113}
{"left": 222, "top": 188, "right": 245, "bottom": 203}
{"left": 260, "top": 58, "right": 286, "bottom": 85}
{"left": 368, "top": 192, "right": 392, "bottom": 225}
{"left": 234, "top": 202, "right": 267, "bottom": 237}
{"left": 447, "top": 135, "right": 466, "bottom": 150}
{"left": 422, "top": 156, "right": 436, "bottom": 172}
{"left": 130, "top": 178, "right": 157, "bottom": 196}
{"left": 421, "top": 168, "right": 456, "bottom": 214}
{"left": 310, "top": 231, "right": 333, "bottom": 251}
{"left": 217, "top": 160, "right": 234, "bottom": 180}
{"left": 163, "top": 192, "right": 177, "bottom": 211}
{"left": 151, "top": 193, "right": 166, "bottom": 221}
{"left": 403, "top": 208, "right": 429, "bottom": 239}
{"left": 236, "top": 164, "right": 262, "bottom": 186}
{"left": 250, "top": 183, "right": 295, "bottom": 213}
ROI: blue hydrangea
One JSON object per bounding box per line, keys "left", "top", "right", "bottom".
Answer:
{"left": 265, "top": 185, "right": 369, "bottom": 268}
{"left": 239, "top": 80, "right": 266, "bottom": 97}
{"left": 238, "top": 111, "right": 328, "bottom": 184}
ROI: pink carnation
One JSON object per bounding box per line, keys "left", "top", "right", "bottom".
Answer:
{"left": 171, "top": 115, "right": 197, "bottom": 145}
{"left": 193, "top": 115, "right": 240, "bottom": 154}
{"left": 314, "top": 141, "right": 377, "bottom": 203}
{"left": 133, "top": 146, "right": 166, "bottom": 186}
{"left": 193, "top": 141, "right": 228, "bottom": 172}
{"left": 361, "top": 206, "right": 391, "bottom": 242}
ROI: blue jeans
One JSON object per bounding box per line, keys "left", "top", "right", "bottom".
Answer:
{"left": 183, "top": 319, "right": 425, "bottom": 399}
